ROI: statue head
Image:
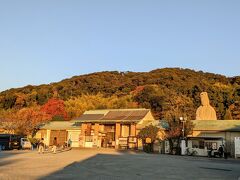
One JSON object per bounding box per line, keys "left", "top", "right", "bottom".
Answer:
{"left": 200, "top": 92, "right": 210, "bottom": 106}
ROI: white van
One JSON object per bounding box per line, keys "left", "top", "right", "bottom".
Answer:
{"left": 20, "top": 138, "right": 32, "bottom": 149}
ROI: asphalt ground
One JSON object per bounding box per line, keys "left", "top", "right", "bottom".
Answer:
{"left": 0, "top": 148, "right": 239, "bottom": 180}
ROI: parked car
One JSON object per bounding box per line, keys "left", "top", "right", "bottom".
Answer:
{"left": 0, "top": 134, "right": 10, "bottom": 150}
{"left": 9, "top": 135, "right": 22, "bottom": 150}
{"left": 20, "top": 138, "right": 32, "bottom": 149}
{"left": 0, "top": 134, "right": 22, "bottom": 150}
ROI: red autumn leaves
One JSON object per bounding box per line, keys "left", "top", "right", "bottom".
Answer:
{"left": 0, "top": 98, "right": 68, "bottom": 135}
{"left": 40, "top": 98, "right": 68, "bottom": 121}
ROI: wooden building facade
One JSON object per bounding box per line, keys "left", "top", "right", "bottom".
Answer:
{"left": 74, "top": 109, "right": 156, "bottom": 149}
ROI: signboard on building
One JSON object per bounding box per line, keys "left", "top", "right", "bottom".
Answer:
{"left": 146, "top": 138, "right": 151, "bottom": 144}
{"left": 119, "top": 137, "right": 128, "bottom": 146}
{"left": 128, "top": 137, "right": 137, "bottom": 143}
{"left": 234, "top": 137, "right": 240, "bottom": 158}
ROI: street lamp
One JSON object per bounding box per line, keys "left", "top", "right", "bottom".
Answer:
{"left": 179, "top": 117, "right": 186, "bottom": 139}
{"left": 180, "top": 117, "right": 187, "bottom": 155}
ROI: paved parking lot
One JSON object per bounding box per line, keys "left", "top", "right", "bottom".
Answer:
{"left": 0, "top": 148, "right": 239, "bottom": 180}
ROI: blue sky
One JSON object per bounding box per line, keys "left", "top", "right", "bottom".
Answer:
{"left": 0, "top": 1, "right": 240, "bottom": 92}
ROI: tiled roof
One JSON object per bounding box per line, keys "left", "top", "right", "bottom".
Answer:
{"left": 74, "top": 109, "right": 150, "bottom": 122}
{"left": 39, "top": 121, "right": 80, "bottom": 130}
{"left": 75, "top": 114, "right": 105, "bottom": 121}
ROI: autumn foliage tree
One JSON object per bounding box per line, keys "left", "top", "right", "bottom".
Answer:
{"left": 40, "top": 98, "right": 68, "bottom": 121}
{"left": 0, "top": 109, "right": 17, "bottom": 134}
{"left": 163, "top": 119, "right": 194, "bottom": 155}
{"left": 0, "top": 107, "right": 50, "bottom": 136}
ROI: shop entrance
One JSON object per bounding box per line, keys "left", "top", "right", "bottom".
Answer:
{"left": 101, "top": 125, "right": 115, "bottom": 148}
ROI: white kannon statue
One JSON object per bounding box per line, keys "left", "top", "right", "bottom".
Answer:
{"left": 196, "top": 92, "right": 217, "bottom": 120}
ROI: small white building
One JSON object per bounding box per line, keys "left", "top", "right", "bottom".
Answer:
{"left": 187, "top": 120, "right": 240, "bottom": 157}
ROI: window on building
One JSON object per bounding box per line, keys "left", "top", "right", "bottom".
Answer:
{"left": 121, "top": 125, "right": 130, "bottom": 137}
{"left": 192, "top": 140, "right": 199, "bottom": 148}
{"left": 192, "top": 140, "right": 205, "bottom": 149}
{"left": 205, "top": 142, "right": 217, "bottom": 150}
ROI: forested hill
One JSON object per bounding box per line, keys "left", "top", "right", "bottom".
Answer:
{"left": 1, "top": 68, "right": 240, "bottom": 120}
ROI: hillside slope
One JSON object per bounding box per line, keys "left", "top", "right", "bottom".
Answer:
{"left": 0, "top": 68, "right": 240, "bottom": 120}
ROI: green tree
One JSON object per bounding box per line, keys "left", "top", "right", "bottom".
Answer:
{"left": 134, "top": 85, "right": 164, "bottom": 118}
{"left": 137, "top": 125, "right": 159, "bottom": 153}
{"left": 65, "top": 93, "right": 137, "bottom": 119}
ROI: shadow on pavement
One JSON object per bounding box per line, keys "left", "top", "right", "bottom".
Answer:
{"left": 39, "top": 153, "right": 146, "bottom": 180}
{"left": 0, "top": 150, "right": 25, "bottom": 167}
{"left": 39, "top": 151, "right": 240, "bottom": 180}
{"left": 0, "top": 159, "right": 22, "bottom": 167}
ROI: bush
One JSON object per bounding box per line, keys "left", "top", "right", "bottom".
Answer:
{"left": 143, "top": 143, "right": 153, "bottom": 153}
